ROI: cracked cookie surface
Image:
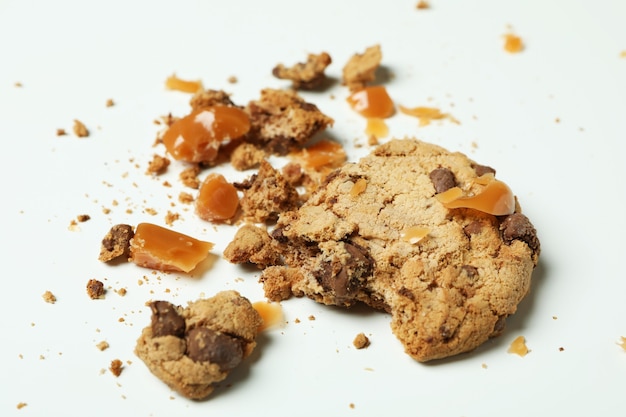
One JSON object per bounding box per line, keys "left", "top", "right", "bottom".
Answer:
{"left": 260, "top": 138, "right": 540, "bottom": 361}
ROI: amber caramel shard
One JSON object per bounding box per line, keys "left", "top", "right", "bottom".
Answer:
{"left": 165, "top": 74, "right": 203, "bottom": 93}
{"left": 195, "top": 173, "right": 240, "bottom": 222}
{"left": 346, "top": 86, "right": 395, "bottom": 119}
{"left": 503, "top": 33, "right": 524, "bottom": 53}
{"left": 508, "top": 335, "right": 529, "bottom": 357}
{"left": 162, "top": 106, "right": 250, "bottom": 163}
{"left": 129, "top": 223, "right": 214, "bottom": 273}
{"left": 435, "top": 175, "right": 515, "bottom": 216}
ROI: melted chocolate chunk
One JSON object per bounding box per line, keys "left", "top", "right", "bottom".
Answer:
{"left": 429, "top": 168, "right": 457, "bottom": 193}
{"left": 499, "top": 213, "right": 540, "bottom": 255}
{"left": 317, "top": 241, "right": 373, "bottom": 299}
{"left": 185, "top": 327, "right": 243, "bottom": 370}
{"left": 150, "top": 301, "right": 185, "bottom": 338}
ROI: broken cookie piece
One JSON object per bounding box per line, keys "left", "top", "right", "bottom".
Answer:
{"left": 98, "top": 224, "right": 134, "bottom": 262}
{"left": 135, "top": 290, "right": 262, "bottom": 400}
{"left": 245, "top": 89, "right": 334, "bottom": 155}
{"left": 342, "top": 44, "right": 382, "bottom": 91}
{"left": 272, "top": 52, "right": 332, "bottom": 90}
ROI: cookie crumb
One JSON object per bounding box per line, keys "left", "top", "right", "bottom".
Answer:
{"left": 481, "top": 363, "right": 488, "bottom": 369}
{"left": 73, "top": 119, "right": 89, "bottom": 137}
{"left": 146, "top": 154, "right": 170, "bottom": 175}
{"left": 349, "top": 403, "right": 355, "bottom": 409}
{"left": 106, "top": 98, "right": 115, "bottom": 107}
{"left": 308, "top": 315, "right": 316, "bottom": 321}
{"left": 507, "top": 335, "right": 529, "bottom": 357}
{"left": 87, "top": 279, "right": 106, "bottom": 299}
{"left": 558, "top": 346, "right": 565, "bottom": 352}
{"left": 618, "top": 336, "right": 626, "bottom": 351}
{"left": 110, "top": 359, "right": 124, "bottom": 377}
{"left": 16, "top": 402, "right": 27, "bottom": 410}
{"left": 353, "top": 333, "right": 370, "bottom": 349}
{"left": 96, "top": 341, "right": 110, "bottom": 351}
{"left": 272, "top": 51, "right": 332, "bottom": 90}
{"left": 116, "top": 288, "right": 127, "bottom": 296}
{"left": 416, "top": 0, "right": 430, "bottom": 9}
{"left": 76, "top": 214, "right": 90, "bottom": 222}
{"left": 56, "top": 128, "right": 67, "bottom": 136}
{"left": 98, "top": 224, "right": 134, "bottom": 262}
{"left": 42, "top": 290, "right": 57, "bottom": 304}
{"left": 227, "top": 75, "right": 238, "bottom": 84}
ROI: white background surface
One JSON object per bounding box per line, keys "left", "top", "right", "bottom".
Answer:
{"left": 1, "top": 0, "right": 625, "bottom": 415}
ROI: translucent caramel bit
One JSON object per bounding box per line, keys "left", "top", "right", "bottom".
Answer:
{"left": 346, "top": 86, "right": 395, "bottom": 119}
{"left": 435, "top": 176, "right": 515, "bottom": 216}
{"left": 195, "top": 173, "right": 240, "bottom": 222}
{"left": 503, "top": 33, "right": 524, "bottom": 53}
{"left": 349, "top": 178, "right": 367, "bottom": 197}
{"left": 251, "top": 301, "right": 283, "bottom": 331}
{"left": 295, "top": 139, "right": 347, "bottom": 171}
{"left": 399, "top": 105, "right": 458, "bottom": 126}
{"left": 365, "top": 117, "right": 389, "bottom": 139}
{"left": 129, "top": 223, "right": 214, "bottom": 273}
{"left": 508, "top": 335, "right": 529, "bottom": 356}
{"left": 162, "top": 106, "right": 251, "bottom": 163}
{"left": 165, "top": 74, "right": 204, "bottom": 93}
{"left": 402, "top": 227, "right": 430, "bottom": 244}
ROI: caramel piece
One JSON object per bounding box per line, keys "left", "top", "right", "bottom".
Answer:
{"left": 294, "top": 139, "right": 347, "bottom": 171}
{"left": 402, "top": 227, "right": 429, "bottom": 244}
{"left": 165, "top": 74, "right": 203, "bottom": 93}
{"left": 399, "top": 105, "right": 458, "bottom": 126}
{"left": 346, "top": 86, "right": 394, "bottom": 118}
{"left": 251, "top": 301, "right": 283, "bottom": 331}
{"left": 349, "top": 178, "right": 367, "bottom": 197}
{"left": 436, "top": 176, "right": 515, "bottom": 216}
{"left": 195, "top": 173, "right": 239, "bottom": 222}
{"left": 162, "top": 106, "right": 250, "bottom": 163}
{"left": 503, "top": 33, "right": 524, "bottom": 53}
{"left": 129, "top": 223, "right": 214, "bottom": 273}
{"left": 365, "top": 117, "right": 389, "bottom": 139}
{"left": 508, "top": 335, "right": 529, "bottom": 356}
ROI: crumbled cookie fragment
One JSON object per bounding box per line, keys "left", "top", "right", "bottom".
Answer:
{"left": 16, "top": 402, "right": 27, "bottom": 410}
{"left": 234, "top": 160, "right": 300, "bottom": 222}
{"left": 146, "top": 154, "right": 170, "bottom": 175}
{"left": 189, "top": 89, "right": 235, "bottom": 111}
{"left": 56, "top": 128, "right": 67, "bottom": 136}
{"left": 178, "top": 192, "right": 194, "bottom": 204}
{"left": 353, "top": 333, "right": 370, "bottom": 349}
{"left": 76, "top": 214, "right": 91, "bottom": 222}
{"left": 73, "top": 119, "right": 89, "bottom": 137}
{"left": 96, "top": 341, "right": 110, "bottom": 351}
{"left": 135, "top": 291, "right": 262, "bottom": 400}
{"left": 342, "top": 45, "right": 382, "bottom": 91}
{"left": 106, "top": 98, "right": 115, "bottom": 107}
{"left": 109, "top": 359, "right": 124, "bottom": 376}
{"left": 230, "top": 142, "right": 266, "bottom": 171}
{"left": 164, "top": 211, "right": 180, "bottom": 226}
{"left": 416, "top": 0, "right": 430, "bottom": 9}
{"left": 272, "top": 52, "right": 332, "bottom": 90}
{"left": 224, "top": 224, "right": 282, "bottom": 268}
{"left": 245, "top": 89, "right": 334, "bottom": 154}
{"left": 42, "top": 290, "right": 57, "bottom": 304}
{"left": 179, "top": 165, "right": 201, "bottom": 189}
{"left": 98, "top": 224, "right": 134, "bottom": 262}
{"left": 618, "top": 336, "right": 626, "bottom": 351}
{"left": 87, "top": 279, "right": 106, "bottom": 299}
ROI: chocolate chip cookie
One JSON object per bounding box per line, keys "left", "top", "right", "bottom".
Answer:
{"left": 135, "top": 291, "right": 262, "bottom": 399}
{"left": 259, "top": 138, "right": 540, "bottom": 362}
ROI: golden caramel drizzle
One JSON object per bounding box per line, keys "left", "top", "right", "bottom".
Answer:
{"left": 398, "top": 105, "right": 459, "bottom": 126}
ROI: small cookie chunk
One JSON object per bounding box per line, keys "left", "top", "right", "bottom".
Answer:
{"left": 260, "top": 138, "right": 540, "bottom": 362}
{"left": 230, "top": 142, "right": 267, "bottom": 171}
{"left": 272, "top": 52, "right": 332, "bottom": 90}
{"left": 245, "top": 89, "right": 334, "bottom": 154}
{"left": 342, "top": 45, "right": 382, "bottom": 91}
{"left": 223, "top": 224, "right": 282, "bottom": 268}
{"left": 135, "top": 291, "right": 262, "bottom": 400}
{"left": 189, "top": 89, "right": 236, "bottom": 111}
{"left": 234, "top": 160, "right": 301, "bottom": 223}
{"left": 98, "top": 224, "right": 134, "bottom": 262}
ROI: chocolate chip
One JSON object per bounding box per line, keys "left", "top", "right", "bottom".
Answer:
{"left": 429, "top": 168, "right": 457, "bottom": 193}
{"left": 185, "top": 327, "right": 243, "bottom": 370}
{"left": 317, "top": 241, "right": 373, "bottom": 299}
{"left": 463, "top": 221, "right": 483, "bottom": 237}
{"left": 499, "top": 213, "right": 540, "bottom": 255}
{"left": 472, "top": 163, "right": 496, "bottom": 177}
{"left": 150, "top": 301, "right": 185, "bottom": 338}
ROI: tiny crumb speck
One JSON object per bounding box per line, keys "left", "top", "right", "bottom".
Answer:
{"left": 16, "top": 402, "right": 27, "bottom": 410}
{"left": 42, "top": 290, "right": 57, "bottom": 304}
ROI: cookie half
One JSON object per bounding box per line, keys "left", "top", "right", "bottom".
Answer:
{"left": 260, "top": 138, "right": 540, "bottom": 362}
